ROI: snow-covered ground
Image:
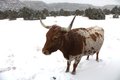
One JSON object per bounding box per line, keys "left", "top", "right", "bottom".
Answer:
{"left": 0, "top": 15, "right": 120, "bottom": 80}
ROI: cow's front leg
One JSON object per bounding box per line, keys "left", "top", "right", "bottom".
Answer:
{"left": 72, "top": 56, "right": 81, "bottom": 75}
{"left": 66, "top": 60, "right": 71, "bottom": 72}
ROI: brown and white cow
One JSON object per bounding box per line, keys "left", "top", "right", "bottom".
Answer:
{"left": 41, "top": 15, "right": 104, "bottom": 74}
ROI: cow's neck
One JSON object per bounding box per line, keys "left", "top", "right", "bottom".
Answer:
{"left": 59, "top": 33, "right": 73, "bottom": 60}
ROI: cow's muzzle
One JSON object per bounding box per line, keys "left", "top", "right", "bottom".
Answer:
{"left": 42, "top": 50, "right": 50, "bottom": 55}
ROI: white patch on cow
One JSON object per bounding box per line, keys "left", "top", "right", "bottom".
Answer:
{"left": 76, "top": 26, "right": 104, "bottom": 56}
{"left": 88, "top": 26, "right": 104, "bottom": 37}
{"left": 61, "top": 27, "right": 68, "bottom": 31}
{"left": 77, "top": 26, "right": 104, "bottom": 37}
{"left": 77, "top": 29, "right": 89, "bottom": 37}
{"left": 68, "top": 55, "right": 81, "bottom": 64}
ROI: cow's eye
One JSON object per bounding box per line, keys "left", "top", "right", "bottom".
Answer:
{"left": 53, "top": 36, "right": 58, "bottom": 40}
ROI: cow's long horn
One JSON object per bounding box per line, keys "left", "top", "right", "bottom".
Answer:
{"left": 67, "top": 15, "right": 76, "bottom": 30}
{"left": 40, "top": 18, "right": 50, "bottom": 29}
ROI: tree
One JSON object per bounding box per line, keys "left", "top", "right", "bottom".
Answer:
{"left": 42, "top": 8, "right": 49, "bottom": 17}
{"left": 75, "top": 9, "right": 84, "bottom": 15}
{"left": 0, "top": 10, "right": 8, "bottom": 19}
{"left": 85, "top": 8, "right": 105, "bottom": 20}
{"left": 19, "top": 7, "right": 34, "bottom": 20}
{"left": 103, "top": 9, "right": 111, "bottom": 15}
{"left": 59, "top": 9, "right": 64, "bottom": 16}
{"left": 49, "top": 11, "right": 58, "bottom": 17}
{"left": 111, "top": 6, "right": 120, "bottom": 14}
{"left": 63, "top": 11, "right": 71, "bottom": 16}
{"left": 59, "top": 9, "right": 71, "bottom": 16}
{"left": 7, "top": 10, "right": 18, "bottom": 20}
{"left": 34, "top": 11, "right": 42, "bottom": 19}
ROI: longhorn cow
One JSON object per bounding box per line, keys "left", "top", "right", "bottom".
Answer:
{"left": 41, "top": 15, "right": 104, "bottom": 74}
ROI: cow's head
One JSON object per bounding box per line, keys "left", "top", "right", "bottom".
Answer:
{"left": 41, "top": 15, "right": 76, "bottom": 55}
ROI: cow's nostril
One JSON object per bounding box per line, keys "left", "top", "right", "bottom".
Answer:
{"left": 42, "top": 50, "right": 50, "bottom": 55}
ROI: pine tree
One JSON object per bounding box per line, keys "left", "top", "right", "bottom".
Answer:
{"left": 85, "top": 8, "right": 105, "bottom": 20}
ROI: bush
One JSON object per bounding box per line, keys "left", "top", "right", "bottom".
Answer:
{"left": 113, "top": 14, "right": 119, "bottom": 18}
{"left": 103, "top": 9, "right": 111, "bottom": 15}
{"left": 85, "top": 8, "right": 105, "bottom": 20}
{"left": 111, "top": 6, "right": 120, "bottom": 15}
{"left": 75, "top": 9, "right": 84, "bottom": 15}
{"left": 0, "top": 11, "right": 8, "bottom": 19}
{"left": 8, "top": 10, "right": 18, "bottom": 20}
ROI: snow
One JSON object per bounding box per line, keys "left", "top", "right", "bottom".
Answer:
{"left": 0, "top": 15, "right": 120, "bottom": 80}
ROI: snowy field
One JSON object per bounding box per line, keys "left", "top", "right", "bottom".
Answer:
{"left": 0, "top": 15, "right": 120, "bottom": 80}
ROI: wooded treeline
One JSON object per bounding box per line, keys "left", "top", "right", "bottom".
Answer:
{"left": 0, "top": 6, "right": 120, "bottom": 20}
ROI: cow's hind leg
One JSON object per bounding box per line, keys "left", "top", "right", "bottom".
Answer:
{"left": 86, "top": 55, "right": 89, "bottom": 60}
{"left": 72, "top": 56, "right": 81, "bottom": 75}
{"left": 96, "top": 52, "right": 99, "bottom": 62}
{"left": 66, "top": 60, "right": 71, "bottom": 72}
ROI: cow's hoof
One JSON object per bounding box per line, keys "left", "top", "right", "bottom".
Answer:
{"left": 71, "top": 71, "right": 76, "bottom": 75}
{"left": 65, "top": 68, "right": 70, "bottom": 73}
{"left": 86, "top": 58, "right": 89, "bottom": 60}
{"left": 65, "top": 70, "right": 69, "bottom": 73}
{"left": 96, "top": 59, "right": 99, "bottom": 62}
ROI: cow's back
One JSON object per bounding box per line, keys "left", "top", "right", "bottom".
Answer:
{"left": 76, "top": 26, "right": 104, "bottom": 56}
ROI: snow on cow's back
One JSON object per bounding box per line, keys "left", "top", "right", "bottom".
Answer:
{"left": 88, "top": 26, "right": 104, "bottom": 36}
{"left": 76, "top": 26, "right": 104, "bottom": 38}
